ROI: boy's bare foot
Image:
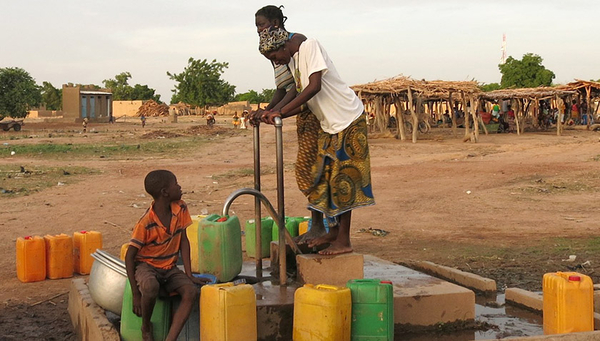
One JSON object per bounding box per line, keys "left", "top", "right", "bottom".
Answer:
{"left": 142, "top": 324, "right": 154, "bottom": 341}
{"left": 318, "top": 240, "right": 353, "bottom": 255}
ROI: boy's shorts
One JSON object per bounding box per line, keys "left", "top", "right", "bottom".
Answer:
{"left": 134, "top": 262, "right": 194, "bottom": 295}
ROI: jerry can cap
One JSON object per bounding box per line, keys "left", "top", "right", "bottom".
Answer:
{"left": 568, "top": 275, "right": 581, "bottom": 281}
{"left": 381, "top": 280, "right": 393, "bottom": 285}
{"left": 80, "top": 230, "right": 87, "bottom": 234}
{"left": 24, "top": 236, "right": 32, "bottom": 240}
{"left": 216, "top": 216, "right": 228, "bottom": 222}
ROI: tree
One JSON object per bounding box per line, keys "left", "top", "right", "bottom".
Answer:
{"left": 234, "top": 88, "right": 275, "bottom": 103}
{"left": 499, "top": 53, "right": 555, "bottom": 88}
{"left": 479, "top": 83, "right": 501, "bottom": 92}
{"left": 131, "top": 84, "right": 160, "bottom": 102}
{"left": 167, "top": 58, "right": 235, "bottom": 107}
{"left": 103, "top": 72, "right": 161, "bottom": 103}
{"left": 0, "top": 67, "right": 42, "bottom": 119}
{"left": 41, "top": 81, "right": 62, "bottom": 110}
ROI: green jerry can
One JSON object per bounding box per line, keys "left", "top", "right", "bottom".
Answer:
{"left": 346, "top": 279, "right": 394, "bottom": 341}
{"left": 120, "top": 279, "right": 172, "bottom": 341}
{"left": 289, "top": 216, "right": 310, "bottom": 226}
{"left": 197, "top": 214, "right": 243, "bottom": 282}
{"left": 271, "top": 216, "right": 300, "bottom": 242}
{"left": 245, "top": 217, "right": 274, "bottom": 259}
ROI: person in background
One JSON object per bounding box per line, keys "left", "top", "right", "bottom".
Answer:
{"left": 206, "top": 113, "right": 215, "bottom": 127}
{"left": 125, "top": 170, "right": 209, "bottom": 341}
{"left": 571, "top": 101, "right": 580, "bottom": 124}
{"left": 232, "top": 112, "right": 241, "bottom": 129}
{"left": 140, "top": 114, "right": 147, "bottom": 128}
{"left": 254, "top": 5, "right": 334, "bottom": 244}
{"left": 491, "top": 101, "right": 501, "bottom": 120}
{"left": 255, "top": 27, "right": 375, "bottom": 255}
{"left": 241, "top": 110, "right": 248, "bottom": 129}
{"left": 507, "top": 105, "right": 516, "bottom": 132}
{"left": 82, "top": 117, "right": 88, "bottom": 133}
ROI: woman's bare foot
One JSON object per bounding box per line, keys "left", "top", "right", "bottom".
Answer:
{"left": 318, "top": 240, "right": 353, "bottom": 255}
{"left": 294, "top": 228, "right": 327, "bottom": 245}
{"left": 307, "top": 227, "right": 338, "bottom": 248}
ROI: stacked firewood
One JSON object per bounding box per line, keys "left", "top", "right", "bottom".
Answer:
{"left": 137, "top": 100, "right": 169, "bottom": 117}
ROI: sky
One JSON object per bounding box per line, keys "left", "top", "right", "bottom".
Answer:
{"left": 2, "top": 0, "right": 599, "bottom": 104}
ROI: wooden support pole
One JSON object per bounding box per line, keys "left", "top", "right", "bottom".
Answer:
{"left": 556, "top": 95, "right": 563, "bottom": 136}
{"left": 449, "top": 92, "right": 457, "bottom": 135}
{"left": 471, "top": 96, "right": 479, "bottom": 141}
{"left": 461, "top": 92, "right": 471, "bottom": 141}
{"left": 515, "top": 99, "right": 522, "bottom": 136}
{"left": 586, "top": 86, "right": 592, "bottom": 129}
{"left": 406, "top": 86, "right": 418, "bottom": 143}
{"left": 396, "top": 98, "right": 407, "bottom": 141}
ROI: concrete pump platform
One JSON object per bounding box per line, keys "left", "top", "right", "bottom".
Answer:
{"left": 69, "top": 253, "right": 477, "bottom": 340}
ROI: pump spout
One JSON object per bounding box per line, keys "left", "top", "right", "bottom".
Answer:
{"left": 222, "top": 188, "right": 302, "bottom": 255}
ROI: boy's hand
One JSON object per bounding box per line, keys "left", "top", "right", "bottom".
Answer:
{"left": 190, "top": 276, "right": 212, "bottom": 286}
{"left": 132, "top": 292, "right": 142, "bottom": 317}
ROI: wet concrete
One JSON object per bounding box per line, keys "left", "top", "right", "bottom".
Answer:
{"left": 398, "top": 294, "right": 544, "bottom": 340}
{"left": 238, "top": 261, "right": 297, "bottom": 341}
{"left": 83, "top": 255, "right": 547, "bottom": 340}
{"left": 240, "top": 255, "right": 476, "bottom": 339}
{"left": 475, "top": 294, "right": 543, "bottom": 339}
{"left": 239, "top": 257, "right": 546, "bottom": 340}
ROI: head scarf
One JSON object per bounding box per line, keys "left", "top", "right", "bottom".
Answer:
{"left": 259, "top": 27, "right": 289, "bottom": 54}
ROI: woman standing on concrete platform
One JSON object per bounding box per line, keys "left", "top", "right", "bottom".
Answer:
{"left": 254, "top": 5, "right": 335, "bottom": 247}
{"left": 255, "top": 27, "right": 375, "bottom": 255}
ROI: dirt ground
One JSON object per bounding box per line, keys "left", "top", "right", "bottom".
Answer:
{"left": 1, "top": 116, "right": 599, "bottom": 339}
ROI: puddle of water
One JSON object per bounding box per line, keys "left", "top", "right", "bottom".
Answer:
{"left": 399, "top": 294, "right": 544, "bottom": 340}
{"left": 474, "top": 294, "right": 543, "bottom": 339}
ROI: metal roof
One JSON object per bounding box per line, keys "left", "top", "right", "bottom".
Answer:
{"left": 80, "top": 91, "right": 112, "bottom": 95}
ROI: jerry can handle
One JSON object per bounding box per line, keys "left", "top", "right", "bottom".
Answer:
{"left": 315, "top": 284, "right": 341, "bottom": 291}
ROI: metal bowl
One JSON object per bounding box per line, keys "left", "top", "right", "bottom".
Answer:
{"left": 88, "top": 250, "right": 127, "bottom": 315}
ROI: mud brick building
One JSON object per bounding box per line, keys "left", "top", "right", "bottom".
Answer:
{"left": 62, "top": 85, "right": 112, "bottom": 122}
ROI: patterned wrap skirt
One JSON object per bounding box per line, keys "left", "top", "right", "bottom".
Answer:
{"left": 295, "top": 111, "right": 375, "bottom": 217}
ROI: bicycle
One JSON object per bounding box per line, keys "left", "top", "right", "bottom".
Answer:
{"left": 403, "top": 119, "right": 430, "bottom": 134}
{"left": 401, "top": 111, "right": 431, "bottom": 134}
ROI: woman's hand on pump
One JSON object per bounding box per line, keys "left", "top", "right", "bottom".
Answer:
{"left": 249, "top": 109, "right": 265, "bottom": 126}
{"left": 261, "top": 110, "right": 282, "bottom": 125}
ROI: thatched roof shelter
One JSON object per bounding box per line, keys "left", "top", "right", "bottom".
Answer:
{"left": 351, "top": 76, "right": 483, "bottom": 142}
{"left": 558, "top": 79, "right": 600, "bottom": 95}
{"left": 352, "top": 75, "right": 481, "bottom": 100}
{"left": 352, "top": 76, "right": 597, "bottom": 141}
{"left": 479, "top": 86, "right": 578, "bottom": 136}
{"left": 557, "top": 80, "right": 600, "bottom": 128}
{"left": 480, "top": 87, "right": 576, "bottom": 101}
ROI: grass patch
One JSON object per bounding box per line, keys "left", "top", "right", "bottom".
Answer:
{"left": 445, "top": 236, "right": 600, "bottom": 264}
{"left": 0, "top": 137, "right": 208, "bottom": 160}
{"left": 519, "top": 180, "right": 595, "bottom": 194}
{"left": 511, "top": 176, "right": 597, "bottom": 195}
{"left": 0, "top": 165, "right": 100, "bottom": 197}
{"left": 212, "top": 167, "right": 269, "bottom": 181}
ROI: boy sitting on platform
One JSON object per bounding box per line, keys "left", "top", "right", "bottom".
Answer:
{"left": 125, "top": 169, "right": 208, "bottom": 341}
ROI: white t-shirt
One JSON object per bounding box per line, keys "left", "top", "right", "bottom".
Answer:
{"left": 288, "top": 38, "right": 363, "bottom": 134}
